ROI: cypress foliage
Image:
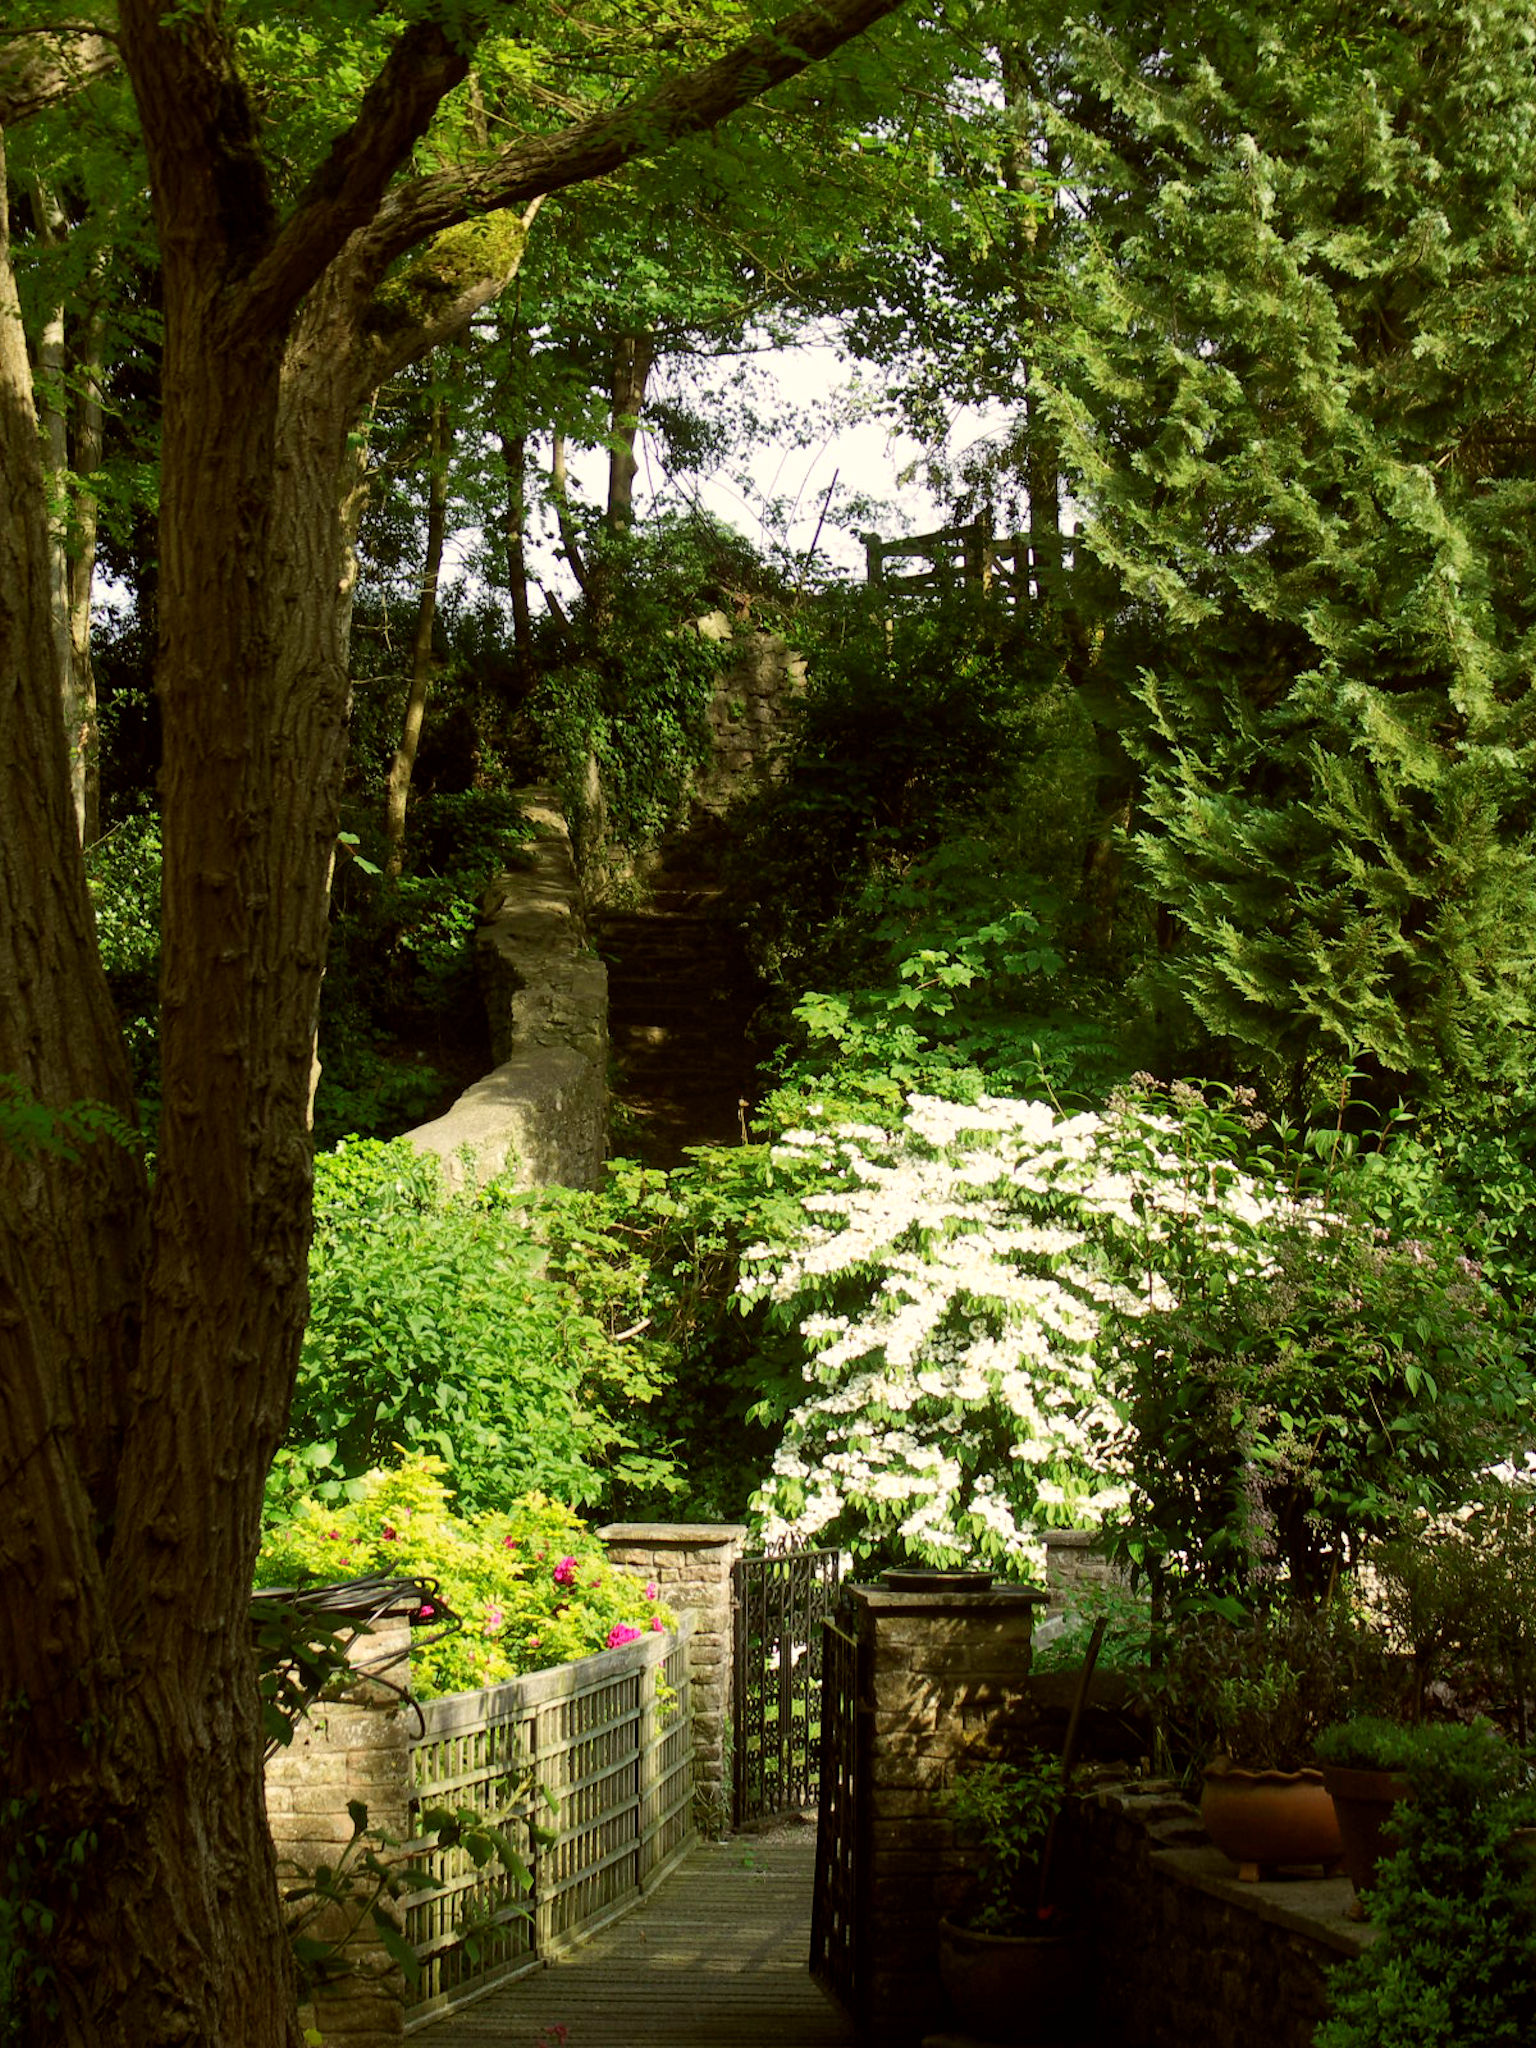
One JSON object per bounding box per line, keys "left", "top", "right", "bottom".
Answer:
{"left": 1039, "top": 0, "right": 1536, "bottom": 1099}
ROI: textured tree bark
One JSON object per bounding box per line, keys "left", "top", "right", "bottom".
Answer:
{"left": 26, "top": 175, "right": 81, "bottom": 835}
{"left": 1, "top": 0, "right": 911, "bottom": 2037}
{"left": 385, "top": 382, "right": 451, "bottom": 875}
{"left": 71, "top": 271, "right": 108, "bottom": 844}
{"left": 606, "top": 331, "right": 656, "bottom": 532}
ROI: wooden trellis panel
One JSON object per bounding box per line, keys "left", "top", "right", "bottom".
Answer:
{"left": 732, "top": 1549, "right": 842, "bottom": 1827}
{"left": 404, "top": 1615, "right": 694, "bottom": 2028}
{"left": 810, "top": 1614, "right": 866, "bottom": 2027}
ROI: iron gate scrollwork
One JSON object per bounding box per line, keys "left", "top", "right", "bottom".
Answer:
{"left": 810, "top": 1612, "right": 864, "bottom": 2024}
{"left": 731, "top": 1547, "right": 841, "bottom": 1827}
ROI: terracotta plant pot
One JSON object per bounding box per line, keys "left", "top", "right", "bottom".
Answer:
{"left": 1319, "top": 1763, "right": 1411, "bottom": 1919}
{"left": 1200, "top": 1763, "right": 1344, "bottom": 1882}
{"left": 937, "top": 1916, "right": 1089, "bottom": 2044}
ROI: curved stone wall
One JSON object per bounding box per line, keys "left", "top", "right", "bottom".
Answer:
{"left": 404, "top": 789, "right": 607, "bottom": 1190}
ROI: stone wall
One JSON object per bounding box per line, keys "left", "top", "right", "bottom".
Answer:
{"left": 690, "top": 612, "right": 808, "bottom": 812}
{"left": 841, "top": 1584, "right": 1051, "bottom": 2046}
{"left": 819, "top": 1597, "right": 1370, "bottom": 2048}
{"left": 597, "top": 1521, "right": 747, "bottom": 1836}
{"left": 405, "top": 788, "right": 607, "bottom": 1190}
{"left": 1041, "top": 1527, "right": 1129, "bottom": 1607}
{"left": 1060, "top": 1776, "right": 1375, "bottom": 2048}
{"left": 264, "top": 1614, "right": 415, "bottom": 2048}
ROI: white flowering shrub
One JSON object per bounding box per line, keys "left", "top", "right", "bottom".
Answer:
{"left": 743, "top": 1092, "right": 1203, "bottom": 1576}
{"left": 743, "top": 1082, "right": 1533, "bottom": 1596}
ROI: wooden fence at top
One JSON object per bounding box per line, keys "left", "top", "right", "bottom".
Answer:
{"left": 862, "top": 520, "right": 1031, "bottom": 604}
{"left": 403, "top": 1613, "right": 695, "bottom": 2029}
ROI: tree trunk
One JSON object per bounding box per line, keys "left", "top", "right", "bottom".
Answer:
{"left": 551, "top": 429, "right": 593, "bottom": 601}
{"left": 503, "top": 424, "right": 535, "bottom": 677}
{"left": 385, "top": 380, "right": 451, "bottom": 877}
{"left": 498, "top": 318, "right": 536, "bottom": 679}
{"left": 606, "top": 331, "right": 655, "bottom": 533}
{"left": 997, "top": 45, "right": 1063, "bottom": 600}
{"left": 27, "top": 173, "right": 82, "bottom": 837}
{"left": 71, "top": 257, "right": 107, "bottom": 843}
{"left": 2, "top": 1, "right": 909, "bottom": 2034}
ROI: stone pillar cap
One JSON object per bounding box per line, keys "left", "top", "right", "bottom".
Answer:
{"left": 597, "top": 1522, "right": 748, "bottom": 1546}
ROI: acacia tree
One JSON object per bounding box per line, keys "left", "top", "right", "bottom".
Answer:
{"left": 0, "top": 3, "right": 908, "bottom": 2040}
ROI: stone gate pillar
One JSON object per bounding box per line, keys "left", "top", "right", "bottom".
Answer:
{"left": 836, "top": 1581, "right": 1050, "bottom": 2047}
{"left": 263, "top": 1608, "right": 415, "bottom": 2048}
{"left": 598, "top": 1521, "right": 747, "bottom": 1834}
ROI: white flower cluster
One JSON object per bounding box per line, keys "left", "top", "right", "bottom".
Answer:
{"left": 747, "top": 1092, "right": 1291, "bottom": 1575}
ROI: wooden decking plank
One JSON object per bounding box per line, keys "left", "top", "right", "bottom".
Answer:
{"left": 417, "top": 1834, "right": 854, "bottom": 2047}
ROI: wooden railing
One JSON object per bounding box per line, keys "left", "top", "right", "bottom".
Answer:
{"left": 403, "top": 1613, "right": 695, "bottom": 2028}
{"left": 862, "top": 520, "right": 1031, "bottom": 604}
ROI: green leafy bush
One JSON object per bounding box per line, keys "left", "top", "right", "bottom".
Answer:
{"left": 82, "top": 811, "right": 162, "bottom": 1106}
{"left": 276, "top": 1141, "right": 678, "bottom": 1515}
{"left": 528, "top": 516, "right": 764, "bottom": 877}
{"left": 723, "top": 592, "right": 1060, "bottom": 997}
{"left": 257, "top": 1457, "right": 677, "bottom": 1699}
{"left": 1315, "top": 1725, "right": 1536, "bottom": 2048}
{"left": 1102, "top": 1083, "right": 1533, "bottom": 1616}
{"left": 769, "top": 836, "right": 1126, "bottom": 1118}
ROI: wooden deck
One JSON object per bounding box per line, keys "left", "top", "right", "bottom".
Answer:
{"left": 416, "top": 1830, "right": 856, "bottom": 2048}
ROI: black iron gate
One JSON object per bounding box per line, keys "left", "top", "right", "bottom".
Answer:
{"left": 809, "top": 1612, "right": 865, "bottom": 2023}
{"left": 731, "top": 1548, "right": 842, "bottom": 1827}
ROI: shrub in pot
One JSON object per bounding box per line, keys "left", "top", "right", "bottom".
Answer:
{"left": 1314, "top": 1715, "right": 1424, "bottom": 1917}
{"left": 1315, "top": 1723, "right": 1536, "bottom": 2048}
{"left": 940, "top": 1753, "right": 1091, "bottom": 2045}
{"left": 1146, "top": 1608, "right": 1402, "bottom": 1881}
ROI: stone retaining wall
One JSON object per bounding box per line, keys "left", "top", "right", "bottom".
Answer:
{"left": 264, "top": 1615, "right": 415, "bottom": 2048}
{"left": 597, "top": 1521, "right": 747, "bottom": 1836}
{"left": 691, "top": 612, "right": 807, "bottom": 811}
{"left": 405, "top": 788, "right": 606, "bottom": 1190}
{"left": 1061, "top": 1776, "right": 1374, "bottom": 2048}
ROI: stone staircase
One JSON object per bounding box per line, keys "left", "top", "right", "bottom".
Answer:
{"left": 592, "top": 812, "right": 766, "bottom": 1167}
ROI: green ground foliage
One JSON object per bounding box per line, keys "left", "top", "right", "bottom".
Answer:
{"left": 273, "top": 1141, "right": 680, "bottom": 1518}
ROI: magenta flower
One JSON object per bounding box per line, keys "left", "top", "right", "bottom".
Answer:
{"left": 325, "top": 1529, "right": 342, "bottom": 1541}
{"left": 644, "top": 1581, "right": 659, "bottom": 1601}
{"left": 606, "top": 1624, "right": 642, "bottom": 1649}
{"left": 381, "top": 1524, "right": 398, "bottom": 1541}
{"left": 552, "top": 1555, "right": 578, "bottom": 1587}
{"left": 484, "top": 1606, "right": 504, "bottom": 1635}
{"left": 503, "top": 1534, "right": 519, "bottom": 1549}
{"left": 417, "top": 1602, "right": 436, "bottom": 1620}
{"left": 649, "top": 1615, "right": 665, "bottom": 1632}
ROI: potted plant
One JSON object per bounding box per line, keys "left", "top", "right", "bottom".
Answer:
{"left": 1148, "top": 1609, "right": 1395, "bottom": 1881}
{"left": 1314, "top": 1715, "right": 1422, "bottom": 1918}
{"left": 939, "top": 1751, "right": 1089, "bottom": 2045}
{"left": 1314, "top": 1724, "right": 1536, "bottom": 2048}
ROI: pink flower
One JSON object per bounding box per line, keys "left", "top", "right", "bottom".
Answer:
{"left": 325, "top": 1530, "right": 342, "bottom": 1541}
{"left": 503, "top": 1534, "right": 519, "bottom": 1549}
{"left": 381, "top": 1524, "right": 398, "bottom": 1541}
{"left": 606, "top": 1624, "right": 642, "bottom": 1649}
{"left": 552, "top": 1555, "right": 578, "bottom": 1587}
{"left": 644, "top": 1581, "right": 659, "bottom": 1602}
{"left": 484, "top": 1607, "right": 504, "bottom": 1635}
{"left": 649, "top": 1616, "right": 665, "bottom": 1632}
{"left": 528, "top": 1634, "right": 541, "bottom": 1649}
{"left": 417, "top": 1602, "right": 436, "bottom": 1620}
